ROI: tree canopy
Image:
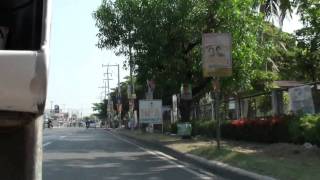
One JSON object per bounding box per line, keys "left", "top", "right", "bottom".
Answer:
{"left": 93, "top": 0, "right": 319, "bottom": 106}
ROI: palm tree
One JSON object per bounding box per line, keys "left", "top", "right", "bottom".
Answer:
{"left": 255, "top": 0, "right": 294, "bottom": 27}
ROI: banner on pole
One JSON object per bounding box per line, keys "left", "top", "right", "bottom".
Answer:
{"left": 180, "top": 84, "right": 192, "bottom": 100}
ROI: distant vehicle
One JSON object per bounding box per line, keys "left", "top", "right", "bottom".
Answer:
{"left": 89, "top": 120, "right": 97, "bottom": 128}
{"left": 85, "top": 120, "right": 96, "bottom": 129}
{"left": 47, "top": 120, "right": 53, "bottom": 128}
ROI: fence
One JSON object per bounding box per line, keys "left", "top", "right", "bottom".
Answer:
{"left": 191, "top": 82, "right": 320, "bottom": 121}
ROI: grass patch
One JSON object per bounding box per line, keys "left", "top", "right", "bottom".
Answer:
{"left": 119, "top": 130, "right": 320, "bottom": 180}
{"left": 189, "top": 146, "right": 320, "bottom": 180}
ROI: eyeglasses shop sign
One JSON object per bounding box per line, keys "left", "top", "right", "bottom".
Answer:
{"left": 202, "top": 33, "right": 232, "bottom": 77}
{"left": 139, "top": 100, "right": 162, "bottom": 124}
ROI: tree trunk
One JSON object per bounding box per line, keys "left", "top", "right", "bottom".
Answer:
{"left": 179, "top": 99, "right": 192, "bottom": 122}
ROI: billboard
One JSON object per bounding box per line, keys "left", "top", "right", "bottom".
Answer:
{"left": 289, "top": 85, "right": 315, "bottom": 114}
{"left": 202, "top": 33, "right": 232, "bottom": 77}
{"left": 139, "top": 100, "right": 162, "bottom": 124}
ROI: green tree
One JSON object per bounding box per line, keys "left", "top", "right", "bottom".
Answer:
{"left": 93, "top": 0, "right": 284, "bottom": 121}
{"left": 258, "top": 0, "right": 294, "bottom": 26}
{"left": 271, "top": 0, "right": 320, "bottom": 82}
{"left": 92, "top": 99, "right": 108, "bottom": 121}
{"left": 295, "top": 0, "right": 320, "bottom": 81}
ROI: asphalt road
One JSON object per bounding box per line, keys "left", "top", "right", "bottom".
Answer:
{"left": 43, "top": 128, "right": 223, "bottom": 180}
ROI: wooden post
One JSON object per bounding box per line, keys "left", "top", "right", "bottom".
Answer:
{"left": 212, "top": 77, "right": 221, "bottom": 150}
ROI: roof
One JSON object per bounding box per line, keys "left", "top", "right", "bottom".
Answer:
{"left": 273, "top": 81, "right": 304, "bottom": 88}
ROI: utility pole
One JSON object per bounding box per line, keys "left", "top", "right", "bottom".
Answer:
{"left": 129, "top": 44, "right": 135, "bottom": 96}
{"left": 98, "top": 78, "right": 111, "bottom": 100}
{"left": 102, "top": 64, "right": 122, "bottom": 126}
{"left": 103, "top": 67, "right": 113, "bottom": 96}
{"left": 102, "top": 64, "right": 120, "bottom": 98}
{"left": 99, "top": 67, "right": 112, "bottom": 129}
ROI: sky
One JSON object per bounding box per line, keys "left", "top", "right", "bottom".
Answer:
{"left": 46, "top": 0, "right": 302, "bottom": 116}
{"left": 46, "top": 0, "right": 129, "bottom": 116}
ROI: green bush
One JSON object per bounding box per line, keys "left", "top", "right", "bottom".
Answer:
{"left": 299, "top": 114, "right": 320, "bottom": 145}
{"left": 288, "top": 115, "right": 304, "bottom": 143}
{"left": 288, "top": 114, "right": 320, "bottom": 145}
{"left": 170, "top": 123, "right": 177, "bottom": 134}
{"left": 188, "top": 114, "right": 320, "bottom": 146}
{"left": 191, "top": 119, "right": 216, "bottom": 137}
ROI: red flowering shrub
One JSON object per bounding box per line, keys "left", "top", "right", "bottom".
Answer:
{"left": 192, "top": 114, "right": 320, "bottom": 145}
{"left": 221, "top": 116, "right": 291, "bottom": 143}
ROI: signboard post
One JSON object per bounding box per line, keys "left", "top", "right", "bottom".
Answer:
{"left": 202, "top": 33, "right": 232, "bottom": 150}
{"left": 172, "top": 95, "right": 178, "bottom": 123}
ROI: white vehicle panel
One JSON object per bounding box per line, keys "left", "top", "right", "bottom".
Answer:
{"left": 0, "top": 50, "right": 47, "bottom": 113}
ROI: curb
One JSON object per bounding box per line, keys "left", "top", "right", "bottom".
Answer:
{"left": 116, "top": 131, "right": 276, "bottom": 180}
{"left": 184, "top": 153, "right": 275, "bottom": 180}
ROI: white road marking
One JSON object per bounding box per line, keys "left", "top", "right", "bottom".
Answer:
{"left": 43, "top": 142, "right": 52, "bottom": 147}
{"left": 107, "top": 131, "right": 216, "bottom": 180}
{"left": 43, "top": 135, "right": 68, "bottom": 149}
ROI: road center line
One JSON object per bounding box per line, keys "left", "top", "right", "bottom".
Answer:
{"left": 107, "top": 131, "right": 214, "bottom": 180}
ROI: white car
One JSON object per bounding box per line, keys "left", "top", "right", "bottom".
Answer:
{"left": 89, "top": 121, "right": 97, "bottom": 128}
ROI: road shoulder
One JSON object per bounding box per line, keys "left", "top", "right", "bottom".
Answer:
{"left": 114, "top": 129, "right": 275, "bottom": 180}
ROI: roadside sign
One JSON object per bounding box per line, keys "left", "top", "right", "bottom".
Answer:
{"left": 289, "top": 85, "right": 315, "bottom": 114}
{"left": 54, "top": 105, "right": 59, "bottom": 113}
{"left": 139, "top": 100, "right": 162, "bottom": 124}
{"left": 202, "top": 33, "right": 232, "bottom": 77}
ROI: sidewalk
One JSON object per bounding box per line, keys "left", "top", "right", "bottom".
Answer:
{"left": 116, "top": 129, "right": 320, "bottom": 180}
